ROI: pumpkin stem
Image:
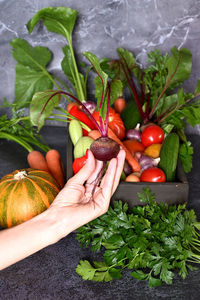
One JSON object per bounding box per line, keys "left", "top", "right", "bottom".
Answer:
{"left": 13, "top": 171, "right": 28, "bottom": 180}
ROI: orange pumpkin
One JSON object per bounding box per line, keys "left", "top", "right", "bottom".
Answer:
{"left": 0, "top": 168, "right": 60, "bottom": 228}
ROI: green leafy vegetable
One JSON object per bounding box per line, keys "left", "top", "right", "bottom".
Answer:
{"left": 0, "top": 100, "right": 49, "bottom": 152}
{"left": 103, "top": 46, "right": 200, "bottom": 172}
{"left": 10, "top": 38, "right": 54, "bottom": 109}
{"left": 76, "top": 188, "right": 200, "bottom": 287}
{"left": 26, "top": 6, "right": 85, "bottom": 102}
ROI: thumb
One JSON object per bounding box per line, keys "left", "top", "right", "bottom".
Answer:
{"left": 69, "top": 150, "right": 96, "bottom": 185}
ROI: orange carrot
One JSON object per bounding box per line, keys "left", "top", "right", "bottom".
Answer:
{"left": 27, "top": 151, "right": 50, "bottom": 172}
{"left": 45, "top": 149, "right": 65, "bottom": 188}
{"left": 88, "top": 129, "right": 141, "bottom": 172}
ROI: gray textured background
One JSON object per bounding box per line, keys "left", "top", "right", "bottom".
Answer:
{"left": 1, "top": 0, "right": 200, "bottom": 134}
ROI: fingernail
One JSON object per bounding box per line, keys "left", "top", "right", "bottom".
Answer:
{"left": 86, "top": 149, "right": 89, "bottom": 159}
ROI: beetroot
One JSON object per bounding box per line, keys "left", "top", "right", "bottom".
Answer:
{"left": 90, "top": 137, "right": 120, "bottom": 161}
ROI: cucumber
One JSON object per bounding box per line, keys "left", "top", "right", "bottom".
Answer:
{"left": 159, "top": 133, "right": 180, "bottom": 182}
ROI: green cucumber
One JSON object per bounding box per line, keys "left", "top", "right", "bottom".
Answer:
{"left": 159, "top": 133, "right": 180, "bottom": 182}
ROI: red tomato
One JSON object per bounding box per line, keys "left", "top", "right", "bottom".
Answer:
{"left": 93, "top": 108, "right": 125, "bottom": 140}
{"left": 140, "top": 167, "right": 166, "bottom": 182}
{"left": 141, "top": 125, "right": 164, "bottom": 147}
{"left": 72, "top": 155, "right": 87, "bottom": 174}
{"left": 114, "top": 97, "right": 126, "bottom": 114}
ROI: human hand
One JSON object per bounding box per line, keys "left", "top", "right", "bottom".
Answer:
{"left": 48, "top": 149, "right": 125, "bottom": 240}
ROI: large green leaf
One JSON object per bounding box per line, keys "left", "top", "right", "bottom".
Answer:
{"left": 10, "top": 38, "right": 53, "bottom": 108}
{"left": 30, "top": 90, "right": 60, "bottom": 130}
{"left": 166, "top": 46, "right": 192, "bottom": 89}
{"left": 26, "top": 6, "right": 78, "bottom": 40}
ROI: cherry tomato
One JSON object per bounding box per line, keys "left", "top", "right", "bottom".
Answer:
{"left": 140, "top": 167, "right": 166, "bottom": 182}
{"left": 93, "top": 108, "right": 125, "bottom": 140}
{"left": 114, "top": 97, "right": 126, "bottom": 114}
{"left": 141, "top": 125, "right": 164, "bottom": 147}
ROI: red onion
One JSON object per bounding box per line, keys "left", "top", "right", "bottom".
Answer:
{"left": 138, "top": 154, "right": 160, "bottom": 171}
{"left": 125, "top": 124, "right": 141, "bottom": 141}
{"left": 81, "top": 100, "right": 96, "bottom": 114}
{"left": 126, "top": 129, "right": 141, "bottom": 141}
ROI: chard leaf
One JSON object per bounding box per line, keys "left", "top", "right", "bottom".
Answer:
{"left": 30, "top": 90, "right": 60, "bottom": 130}
{"left": 116, "top": 47, "right": 141, "bottom": 84}
{"left": 10, "top": 38, "right": 53, "bottom": 108}
{"left": 26, "top": 6, "right": 78, "bottom": 41}
{"left": 117, "top": 48, "right": 136, "bottom": 70}
{"left": 166, "top": 46, "right": 192, "bottom": 89}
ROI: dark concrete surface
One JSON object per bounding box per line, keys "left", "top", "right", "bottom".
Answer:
{"left": 0, "top": 126, "right": 200, "bottom": 300}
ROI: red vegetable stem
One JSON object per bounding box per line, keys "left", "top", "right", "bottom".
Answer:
{"left": 120, "top": 61, "right": 145, "bottom": 121}
{"left": 148, "top": 55, "right": 182, "bottom": 119}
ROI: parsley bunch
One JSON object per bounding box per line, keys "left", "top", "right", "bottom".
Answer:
{"left": 76, "top": 188, "right": 200, "bottom": 287}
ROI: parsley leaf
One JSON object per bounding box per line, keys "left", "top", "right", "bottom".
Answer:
{"left": 76, "top": 188, "right": 200, "bottom": 287}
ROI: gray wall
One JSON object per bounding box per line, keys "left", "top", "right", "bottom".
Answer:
{"left": 1, "top": 0, "right": 200, "bottom": 133}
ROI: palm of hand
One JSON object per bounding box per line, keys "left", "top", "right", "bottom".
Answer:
{"left": 49, "top": 149, "right": 125, "bottom": 234}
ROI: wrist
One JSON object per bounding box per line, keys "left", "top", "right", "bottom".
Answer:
{"left": 43, "top": 206, "right": 74, "bottom": 244}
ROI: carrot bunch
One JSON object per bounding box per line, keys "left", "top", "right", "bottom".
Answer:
{"left": 27, "top": 149, "right": 65, "bottom": 188}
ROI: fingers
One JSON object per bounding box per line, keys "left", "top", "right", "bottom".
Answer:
{"left": 100, "top": 149, "right": 125, "bottom": 195}
{"left": 100, "top": 157, "right": 118, "bottom": 202}
{"left": 86, "top": 159, "right": 103, "bottom": 184}
{"left": 67, "top": 150, "right": 96, "bottom": 186}
{"left": 111, "top": 149, "right": 126, "bottom": 194}
{"left": 84, "top": 159, "right": 103, "bottom": 195}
